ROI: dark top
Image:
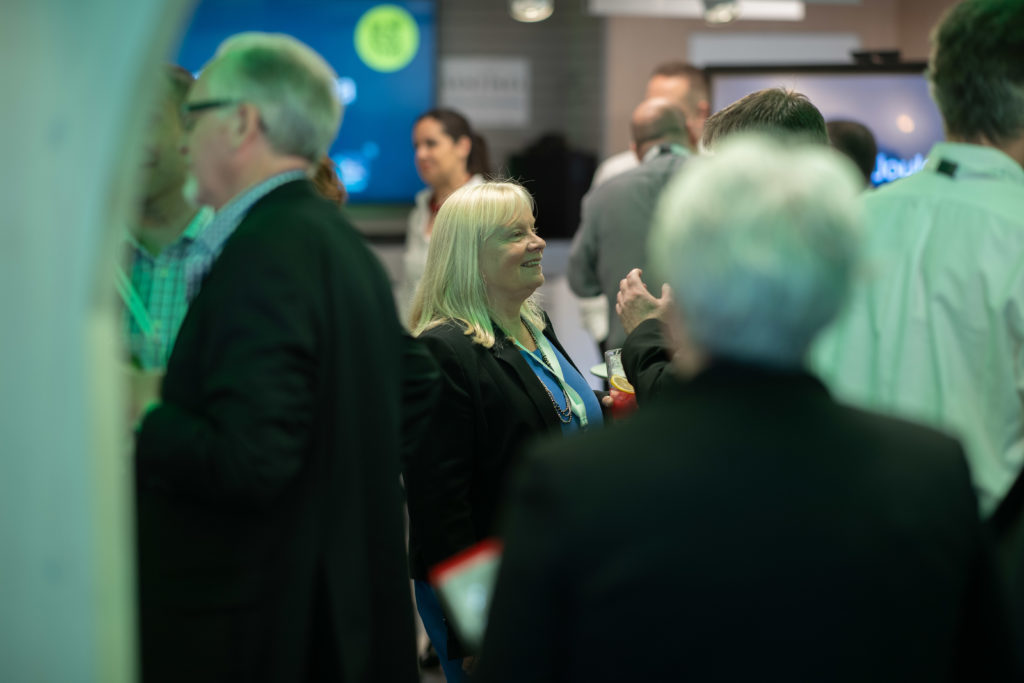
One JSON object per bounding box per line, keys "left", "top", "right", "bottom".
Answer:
{"left": 404, "top": 316, "right": 587, "bottom": 581}
{"left": 135, "top": 180, "right": 418, "bottom": 683}
{"left": 479, "top": 362, "right": 1016, "bottom": 683}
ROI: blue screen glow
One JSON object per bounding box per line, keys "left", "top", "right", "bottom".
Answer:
{"left": 710, "top": 69, "right": 944, "bottom": 187}
{"left": 175, "top": 0, "right": 435, "bottom": 203}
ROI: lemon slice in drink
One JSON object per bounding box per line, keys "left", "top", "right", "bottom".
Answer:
{"left": 609, "top": 375, "right": 635, "bottom": 394}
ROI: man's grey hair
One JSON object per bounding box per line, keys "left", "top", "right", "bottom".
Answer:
{"left": 649, "top": 134, "right": 862, "bottom": 368}
{"left": 202, "top": 32, "right": 342, "bottom": 162}
{"left": 927, "top": 0, "right": 1024, "bottom": 146}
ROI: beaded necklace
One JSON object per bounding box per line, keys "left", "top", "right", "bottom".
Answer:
{"left": 523, "top": 323, "right": 573, "bottom": 424}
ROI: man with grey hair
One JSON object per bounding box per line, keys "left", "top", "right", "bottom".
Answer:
{"left": 569, "top": 97, "right": 691, "bottom": 350}
{"left": 813, "top": 0, "right": 1024, "bottom": 523}
{"left": 133, "top": 33, "right": 418, "bottom": 682}
{"left": 478, "top": 136, "right": 1014, "bottom": 682}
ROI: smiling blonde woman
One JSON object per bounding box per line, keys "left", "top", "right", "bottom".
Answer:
{"left": 404, "top": 181, "right": 604, "bottom": 680}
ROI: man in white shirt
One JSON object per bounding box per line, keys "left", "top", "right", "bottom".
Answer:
{"left": 812, "top": 0, "right": 1024, "bottom": 520}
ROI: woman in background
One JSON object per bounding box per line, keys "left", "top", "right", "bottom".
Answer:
{"left": 398, "top": 108, "right": 489, "bottom": 323}
{"left": 404, "top": 181, "right": 603, "bottom": 681}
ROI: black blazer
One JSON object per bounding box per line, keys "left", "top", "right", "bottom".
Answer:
{"left": 621, "top": 317, "right": 675, "bottom": 404}
{"left": 404, "top": 316, "right": 584, "bottom": 581}
{"left": 479, "top": 363, "right": 1017, "bottom": 683}
{"left": 135, "top": 180, "right": 418, "bottom": 683}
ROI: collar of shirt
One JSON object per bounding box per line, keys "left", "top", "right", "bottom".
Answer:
{"left": 642, "top": 142, "right": 691, "bottom": 164}
{"left": 924, "top": 141, "right": 1024, "bottom": 185}
{"left": 194, "top": 169, "right": 309, "bottom": 261}
{"left": 125, "top": 205, "right": 215, "bottom": 259}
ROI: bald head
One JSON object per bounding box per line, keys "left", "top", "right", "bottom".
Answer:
{"left": 631, "top": 97, "right": 690, "bottom": 160}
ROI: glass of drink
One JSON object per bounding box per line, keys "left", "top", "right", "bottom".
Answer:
{"left": 604, "top": 348, "right": 637, "bottom": 418}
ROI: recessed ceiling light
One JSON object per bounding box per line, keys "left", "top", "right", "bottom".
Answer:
{"left": 510, "top": 0, "right": 554, "bottom": 22}
{"left": 705, "top": 0, "right": 741, "bottom": 23}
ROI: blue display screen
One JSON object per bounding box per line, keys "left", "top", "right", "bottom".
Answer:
{"left": 708, "top": 67, "right": 944, "bottom": 187}
{"left": 175, "top": 0, "right": 435, "bottom": 203}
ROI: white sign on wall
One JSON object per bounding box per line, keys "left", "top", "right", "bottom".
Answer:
{"left": 689, "top": 32, "right": 862, "bottom": 66}
{"left": 440, "top": 57, "right": 530, "bottom": 128}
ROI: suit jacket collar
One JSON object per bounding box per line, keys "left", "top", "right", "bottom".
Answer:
{"left": 197, "top": 171, "right": 309, "bottom": 258}
{"left": 490, "top": 319, "right": 581, "bottom": 430}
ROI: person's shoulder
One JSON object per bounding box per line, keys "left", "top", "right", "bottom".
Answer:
{"left": 412, "top": 185, "right": 432, "bottom": 209}
{"left": 861, "top": 173, "right": 929, "bottom": 204}
{"left": 591, "top": 150, "right": 639, "bottom": 187}
{"left": 420, "top": 319, "right": 468, "bottom": 338}
{"left": 234, "top": 186, "right": 383, "bottom": 280}
{"left": 832, "top": 400, "right": 967, "bottom": 474}
{"left": 596, "top": 152, "right": 685, "bottom": 197}
{"left": 419, "top": 320, "right": 480, "bottom": 355}
{"left": 418, "top": 321, "right": 489, "bottom": 377}
{"left": 243, "top": 181, "right": 342, "bottom": 229}
{"left": 582, "top": 165, "right": 643, "bottom": 211}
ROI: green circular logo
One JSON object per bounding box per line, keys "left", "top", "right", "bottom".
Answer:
{"left": 354, "top": 4, "right": 420, "bottom": 73}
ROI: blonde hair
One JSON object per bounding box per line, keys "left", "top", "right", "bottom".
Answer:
{"left": 410, "top": 182, "right": 545, "bottom": 347}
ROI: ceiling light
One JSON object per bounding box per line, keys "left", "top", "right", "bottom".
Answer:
{"left": 704, "top": 0, "right": 740, "bottom": 23}
{"left": 510, "top": 0, "right": 554, "bottom": 22}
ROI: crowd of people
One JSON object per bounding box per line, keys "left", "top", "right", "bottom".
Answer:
{"left": 123, "top": 0, "right": 1024, "bottom": 681}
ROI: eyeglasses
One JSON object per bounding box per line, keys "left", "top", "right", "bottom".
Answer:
{"left": 181, "top": 99, "right": 240, "bottom": 131}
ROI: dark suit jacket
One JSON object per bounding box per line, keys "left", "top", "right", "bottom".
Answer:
{"left": 404, "top": 317, "right": 583, "bottom": 581}
{"left": 479, "top": 362, "right": 1016, "bottom": 683}
{"left": 621, "top": 317, "right": 674, "bottom": 404}
{"left": 135, "top": 180, "right": 418, "bottom": 683}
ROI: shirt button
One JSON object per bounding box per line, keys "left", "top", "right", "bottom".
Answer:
{"left": 156, "top": 268, "right": 168, "bottom": 279}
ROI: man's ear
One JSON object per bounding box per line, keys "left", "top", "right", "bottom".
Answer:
{"left": 231, "top": 103, "right": 263, "bottom": 147}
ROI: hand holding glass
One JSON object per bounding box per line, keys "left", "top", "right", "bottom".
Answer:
{"left": 605, "top": 348, "right": 637, "bottom": 418}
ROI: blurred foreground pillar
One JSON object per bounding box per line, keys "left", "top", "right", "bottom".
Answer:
{"left": 0, "top": 1, "right": 190, "bottom": 680}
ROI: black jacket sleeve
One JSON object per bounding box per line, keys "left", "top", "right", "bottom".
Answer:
{"left": 621, "top": 318, "right": 675, "bottom": 405}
